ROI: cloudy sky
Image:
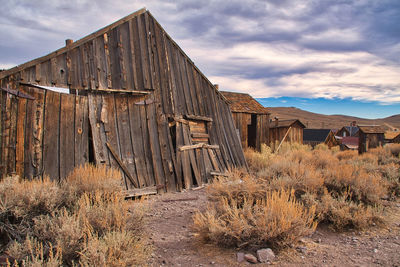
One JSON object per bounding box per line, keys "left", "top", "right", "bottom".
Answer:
{"left": 1, "top": 0, "right": 399, "bottom": 118}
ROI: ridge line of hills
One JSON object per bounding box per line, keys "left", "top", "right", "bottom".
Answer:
{"left": 267, "top": 107, "right": 400, "bottom": 130}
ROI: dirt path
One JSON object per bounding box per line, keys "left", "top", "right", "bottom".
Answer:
{"left": 144, "top": 188, "right": 400, "bottom": 267}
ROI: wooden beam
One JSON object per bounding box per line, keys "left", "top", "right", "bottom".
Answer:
{"left": 191, "top": 132, "right": 209, "bottom": 138}
{"left": 106, "top": 142, "right": 139, "bottom": 188}
{"left": 276, "top": 126, "right": 292, "bottom": 152}
{"left": 0, "top": 87, "right": 35, "bottom": 100}
{"left": 124, "top": 186, "right": 157, "bottom": 198}
{"left": 210, "top": 171, "right": 229, "bottom": 177}
{"left": 184, "top": 114, "right": 213, "bottom": 122}
{"left": 179, "top": 143, "right": 219, "bottom": 151}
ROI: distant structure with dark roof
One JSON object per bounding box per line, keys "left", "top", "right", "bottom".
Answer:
{"left": 337, "top": 126, "right": 359, "bottom": 137}
{"left": 269, "top": 118, "right": 306, "bottom": 148}
{"left": 303, "top": 129, "right": 339, "bottom": 148}
{"left": 358, "top": 125, "right": 385, "bottom": 154}
{"left": 221, "top": 91, "right": 270, "bottom": 151}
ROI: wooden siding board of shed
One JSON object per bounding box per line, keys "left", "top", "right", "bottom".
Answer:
{"left": 59, "top": 94, "right": 75, "bottom": 179}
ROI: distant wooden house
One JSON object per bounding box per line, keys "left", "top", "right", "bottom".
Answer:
{"left": 336, "top": 126, "right": 359, "bottom": 137}
{"left": 339, "top": 136, "right": 359, "bottom": 150}
{"left": 220, "top": 91, "right": 269, "bottom": 151}
{"left": 0, "top": 9, "right": 246, "bottom": 193}
{"left": 303, "top": 129, "right": 339, "bottom": 148}
{"left": 358, "top": 126, "right": 385, "bottom": 154}
{"left": 269, "top": 119, "right": 305, "bottom": 148}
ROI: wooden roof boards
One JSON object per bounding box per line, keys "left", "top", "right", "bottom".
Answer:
{"left": 358, "top": 126, "right": 386, "bottom": 134}
{"left": 0, "top": 9, "right": 247, "bottom": 193}
{"left": 220, "top": 91, "right": 269, "bottom": 114}
{"left": 270, "top": 119, "right": 306, "bottom": 129}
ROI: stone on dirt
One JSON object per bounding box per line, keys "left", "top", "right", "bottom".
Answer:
{"left": 257, "top": 248, "right": 275, "bottom": 263}
{"left": 237, "top": 252, "right": 245, "bottom": 262}
{"left": 244, "top": 253, "right": 258, "bottom": 264}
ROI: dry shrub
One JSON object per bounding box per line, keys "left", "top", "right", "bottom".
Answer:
{"left": 386, "top": 143, "right": 400, "bottom": 157}
{"left": 317, "top": 192, "right": 384, "bottom": 230}
{"left": 335, "top": 150, "right": 357, "bottom": 161}
{"left": 79, "top": 230, "right": 151, "bottom": 267}
{"left": 61, "top": 164, "right": 123, "bottom": 206}
{"left": 244, "top": 145, "right": 273, "bottom": 172}
{"left": 193, "top": 189, "right": 317, "bottom": 249}
{"left": 6, "top": 237, "right": 62, "bottom": 267}
{"left": 1, "top": 165, "right": 150, "bottom": 266}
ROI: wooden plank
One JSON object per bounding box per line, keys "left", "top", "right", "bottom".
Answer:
{"left": 114, "top": 94, "right": 138, "bottom": 188}
{"left": 137, "top": 15, "right": 151, "bottom": 89}
{"left": 195, "top": 148, "right": 206, "bottom": 184}
{"left": 35, "top": 64, "right": 41, "bottom": 82}
{"left": 125, "top": 186, "right": 158, "bottom": 198}
{"left": 74, "top": 95, "right": 89, "bottom": 166}
{"left": 128, "top": 20, "right": 139, "bottom": 90}
{"left": 144, "top": 95, "right": 165, "bottom": 190}
{"left": 175, "top": 121, "right": 183, "bottom": 191}
{"left": 80, "top": 44, "right": 89, "bottom": 88}
{"left": 43, "top": 91, "right": 60, "bottom": 181}
{"left": 50, "top": 57, "right": 57, "bottom": 85}
{"left": 144, "top": 12, "right": 156, "bottom": 89}
{"left": 208, "top": 148, "right": 220, "bottom": 172}
{"left": 106, "top": 142, "right": 138, "bottom": 188}
{"left": 191, "top": 133, "right": 209, "bottom": 138}
{"left": 2, "top": 93, "right": 12, "bottom": 176}
{"left": 184, "top": 114, "right": 212, "bottom": 122}
{"left": 16, "top": 97, "right": 27, "bottom": 177}
{"left": 87, "top": 40, "right": 96, "bottom": 89}
{"left": 94, "top": 36, "right": 106, "bottom": 89}
{"left": 127, "top": 96, "right": 148, "bottom": 188}
{"left": 7, "top": 95, "right": 18, "bottom": 175}
{"left": 66, "top": 50, "right": 72, "bottom": 85}
{"left": 177, "top": 121, "right": 192, "bottom": 189}
{"left": 179, "top": 143, "right": 219, "bottom": 151}
{"left": 103, "top": 33, "right": 113, "bottom": 88}
{"left": 59, "top": 94, "right": 75, "bottom": 179}
{"left": 117, "top": 24, "right": 128, "bottom": 89}
{"left": 192, "top": 68, "right": 205, "bottom": 116}
{"left": 101, "top": 94, "right": 120, "bottom": 169}
{"left": 182, "top": 123, "right": 202, "bottom": 186}
{"left": 119, "top": 22, "right": 132, "bottom": 89}
{"left": 108, "top": 28, "right": 121, "bottom": 89}
{"left": 88, "top": 94, "right": 108, "bottom": 164}
{"left": 202, "top": 147, "right": 213, "bottom": 182}
{"left": 184, "top": 59, "right": 200, "bottom": 115}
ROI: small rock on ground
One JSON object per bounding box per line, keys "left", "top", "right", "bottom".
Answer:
{"left": 237, "top": 252, "right": 245, "bottom": 263}
{"left": 257, "top": 248, "right": 275, "bottom": 263}
{"left": 244, "top": 254, "right": 258, "bottom": 264}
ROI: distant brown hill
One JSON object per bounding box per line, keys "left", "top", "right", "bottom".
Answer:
{"left": 268, "top": 107, "right": 400, "bottom": 130}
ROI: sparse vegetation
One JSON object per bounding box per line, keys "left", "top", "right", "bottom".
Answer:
{"left": 194, "top": 143, "right": 400, "bottom": 250}
{"left": 0, "top": 164, "right": 151, "bottom": 266}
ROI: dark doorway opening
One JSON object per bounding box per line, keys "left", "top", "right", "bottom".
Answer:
{"left": 247, "top": 114, "right": 257, "bottom": 149}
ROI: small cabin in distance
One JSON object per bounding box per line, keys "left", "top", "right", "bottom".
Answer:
{"left": 269, "top": 119, "right": 305, "bottom": 149}
{"left": 358, "top": 126, "right": 385, "bottom": 154}
{"left": 337, "top": 125, "right": 359, "bottom": 137}
{"left": 220, "top": 91, "right": 270, "bottom": 151}
{"left": 303, "top": 128, "right": 339, "bottom": 148}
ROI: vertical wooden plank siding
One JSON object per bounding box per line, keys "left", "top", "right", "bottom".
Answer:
{"left": 7, "top": 94, "right": 18, "bottom": 174}
{"left": 127, "top": 96, "right": 148, "bottom": 188}
{"left": 59, "top": 94, "right": 75, "bottom": 179}
{"left": 114, "top": 95, "right": 138, "bottom": 188}
{"left": 74, "top": 95, "right": 89, "bottom": 166}
{"left": 16, "top": 98, "right": 27, "bottom": 177}
{"left": 43, "top": 91, "right": 60, "bottom": 180}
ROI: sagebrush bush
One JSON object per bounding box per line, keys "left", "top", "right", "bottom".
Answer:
{"left": 199, "top": 141, "right": 399, "bottom": 247}
{"left": 0, "top": 165, "right": 149, "bottom": 266}
{"left": 194, "top": 189, "right": 317, "bottom": 249}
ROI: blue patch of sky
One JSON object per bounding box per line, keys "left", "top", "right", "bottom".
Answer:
{"left": 256, "top": 97, "right": 400, "bottom": 119}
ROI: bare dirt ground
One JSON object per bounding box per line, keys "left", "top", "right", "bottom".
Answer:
{"left": 144, "top": 187, "right": 400, "bottom": 267}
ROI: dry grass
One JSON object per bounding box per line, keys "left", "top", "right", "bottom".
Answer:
{"left": 0, "top": 164, "right": 150, "bottom": 266}
{"left": 194, "top": 189, "right": 317, "bottom": 249}
{"left": 194, "top": 142, "right": 399, "bottom": 250}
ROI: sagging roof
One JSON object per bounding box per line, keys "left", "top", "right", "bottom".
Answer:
{"left": 358, "top": 126, "right": 385, "bottom": 134}
{"left": 220, "top": 91, "right": 269, "bottom": 114}
{"left": 341, "top": 136, "right": 359, "bottom": 147}
{"left": 385, "top": 131, "right": 400, "bottom": 140}
{"left": 303, "top": 129, "right": 331, "bottom": 142}
{"left": 270, "top": 119, "right": 306, "bottom": 129}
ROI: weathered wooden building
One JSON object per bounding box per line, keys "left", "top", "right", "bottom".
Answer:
{"left": 358, "top": 126, "right": 385, "bottom": 154}
{"left": 269, "top": 119, "right": 305, "bottom": 148}
{"left": 385, "top": 131, "right": 400, "bottom": 144}
{"left": 220, "top": 91, "right": 269, "bottom": 151}
{"left": 303, "top": 129, "right": 339, "bottom": 148}
{"left": 336, "top": 126, "right": 359, "bottom": 137}
{"left": 0, "top": 9, "right": 246, "bottom": 193}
